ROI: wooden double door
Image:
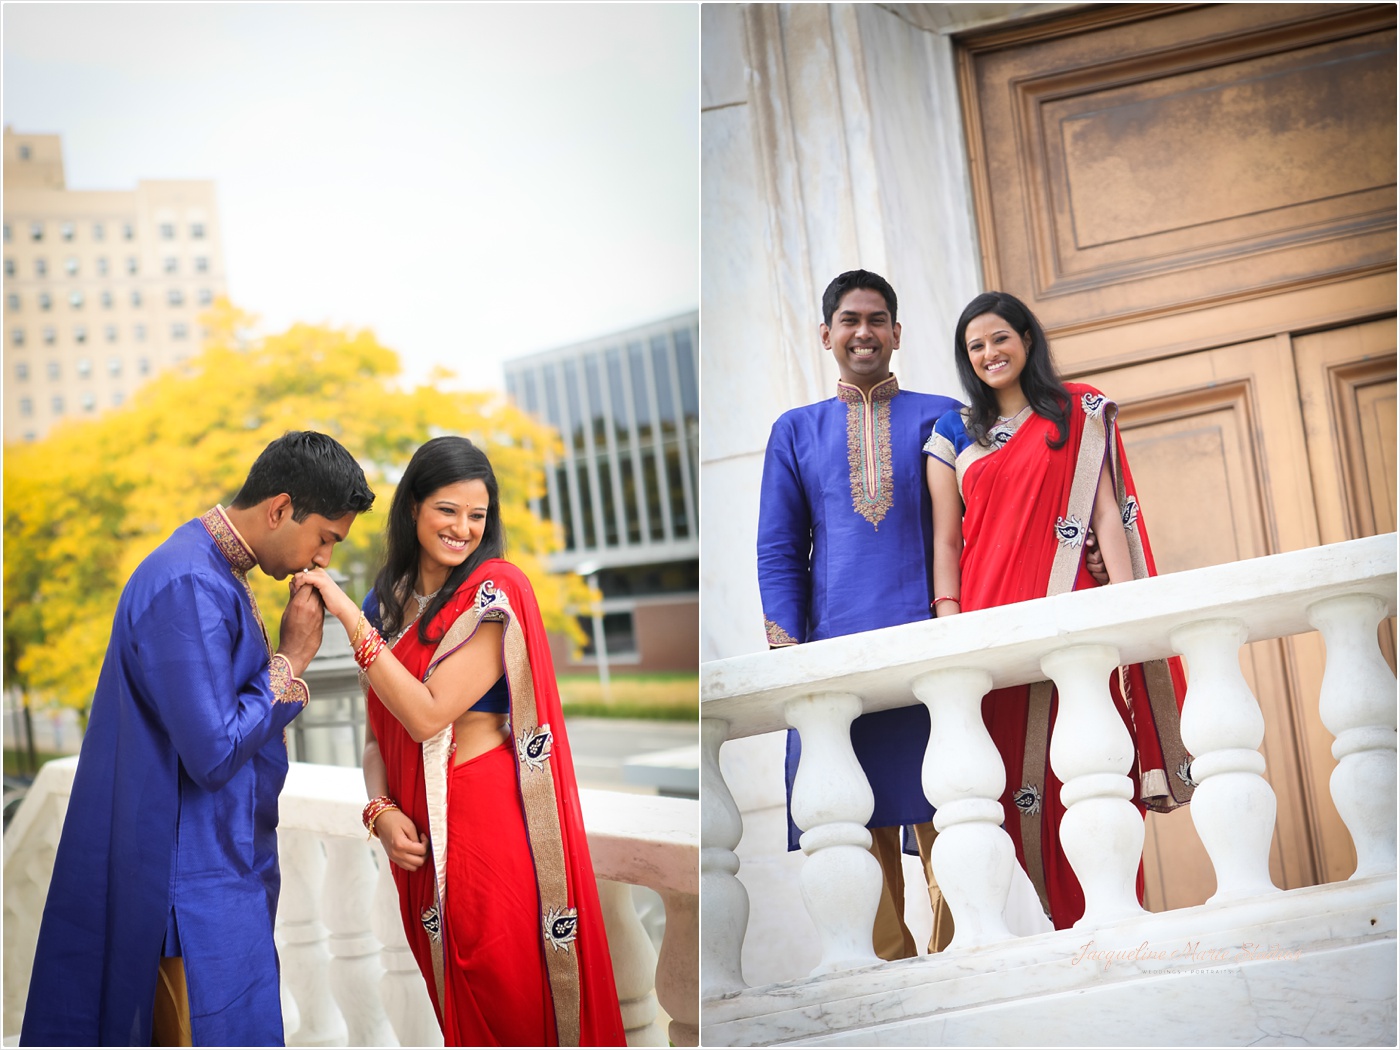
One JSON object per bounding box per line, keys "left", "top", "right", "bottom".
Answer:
{"left": 958, "top": 3, "right": 1397, "bottom": 908}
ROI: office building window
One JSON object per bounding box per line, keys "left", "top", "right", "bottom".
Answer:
{"left": 82, "top": 393, "right": 96, "bottom": 413}
{"left": 76, "top": 357, "right": 92, "bottom": 378}
{"left": 101, "top": 291, "right": 113, "bottom": 309}
{"left": 6, "top": 292, "right": 19, "bottom": 311}
{"left": 2, "top": 259, "right": 12, "bottom": 277}
{"left": 61, "top": 222, "right": 74, "bottom": 241}
{"left": 42, "top": 326, "right": 55, "bottom": 345}
{"left": 51, "top": 395, "right": 64, "bottom": 415}
{"left": 112, "top": 391, "right": 125, "bottom": 407}
{"left": 29, "top": 221, "right": 43, "bottom": 241}
{"left": 578, "top": 612, "right": 638, "bottom": 659}
{"left": 168, "top": 288, "right": 184, "bottom": 306}
{"left": 134, "top": 325, "right": 147, "bottom": 343}
{"left": 74, "top": 325, "right": 87, "bottom": 343}
{"left": 197, "top": 288, "right": 212, "bottom": 306}
{"left": 93, "top": 222, "right": 105, "bottom": 241}
{"left": 126, "top": 256, "right": 138, "bottom": 275}
{"left": 34, "top": 258, "right": 47, "bottom": 277}
{"left": 15, "top": 361, "right": 28, "bottom": 380}
{"left": 194, "top": 256, "right": 209, "bottom": 273}
{"left": 19, "top": 397, "right": 33, "bottom": 417}
{"left": 2, "top": 223, "right": 9, "bottom": 242}
{"left": 38, "top": 292, "right": 51, "bottom": 310}
{"left": 190, "top": 223, "right": 206, "bottom": 239}
{"left": 105, "top": 325, "right": 118, "bottom": 343}
{"left": 96, "top": 257, "right": 108, "bottom": 276}
{"left": 122, "top": 222, "right": 135, "bottom": 240}
{"left": 11, "top": 328, "right": 24, "bottom": 347}
{"left": 69, "top": 290, "right": 84, "bottom": 309}
{"left": 171, "top": 322, "right": 189, "bottom": 340}
{"left": 47, "top": 361, "right": 60, "bottom": 380}
{"left": 137, "top": 355, "right": 150, "bottom": 373}
{"left": 159, "top": 223, "right": 175, "bottom": 240}
{"left": 164, "top": 257, "right": 178, "bottom": 274}
{"left": 108, "top": 355, "right": 122, "bottom": 375}
{"left": 65, "top": 256, "right": 78, "bottom": 276}
{"left": 131, "top": 289, "right": 143, "bottom": 307}
{"left": 19, "top": 144, "right": 31, "bottom": 161}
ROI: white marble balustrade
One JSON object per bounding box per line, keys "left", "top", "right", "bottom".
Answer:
{"left": 701, "top": 535, "right": 1397, "bottom": 1016}
{"left": 2, "top": 761, "right": 699, "bottom": 1047}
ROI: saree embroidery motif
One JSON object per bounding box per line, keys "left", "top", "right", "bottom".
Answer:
{"left": 517, "top": 724, "right": 554, "bottom": 772}
{"left": 543, "top": 906, "right": 580, "bottom": 953}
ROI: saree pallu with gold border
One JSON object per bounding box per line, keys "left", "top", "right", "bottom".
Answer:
{"left": 924, "top": 382, "right": 1193, "bottom": 928}
{"left": 366, "top": 559, "right": 625, "bottom": 1047}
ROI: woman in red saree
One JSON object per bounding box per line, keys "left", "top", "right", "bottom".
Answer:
{"left": 924, "top": 291, "right": 1193, "bottom": 929}
{"left": 298, "top": 436, "right": 625, "bottom": 1047}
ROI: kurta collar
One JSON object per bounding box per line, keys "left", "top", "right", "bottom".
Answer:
{"left": 199, "top": 505, "right": 258, "bottom": 575}
{"left": 837, "top": 374, "right": 899, "bottom": 405}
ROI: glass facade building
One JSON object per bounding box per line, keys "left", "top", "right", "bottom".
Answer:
{"left": 504, "top": 311, "right": 699, "bottom": 672}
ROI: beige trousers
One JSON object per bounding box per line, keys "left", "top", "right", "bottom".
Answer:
{"left": 869, "top": 821, "right": 956, "bottom": 960}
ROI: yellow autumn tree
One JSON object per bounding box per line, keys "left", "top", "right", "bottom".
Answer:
{"left": 4, "top": 299, "right": 589, "bottom": 715}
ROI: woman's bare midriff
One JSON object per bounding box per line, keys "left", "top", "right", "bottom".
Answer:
{"left": 453, "top": 709, "right": 510, "bottom": 765}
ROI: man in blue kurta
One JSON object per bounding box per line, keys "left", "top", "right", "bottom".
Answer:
{"left": 21, "top": 431, "right": 376, "bottom": 1047}
{"left": 758, "top": 270, "right": 962, "bottom": 960}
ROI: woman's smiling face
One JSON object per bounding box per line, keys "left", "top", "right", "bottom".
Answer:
{"left": 964, "top": 311, "right": 1030, "bottom": 398}
{"left": 415, "top": 478, "right": 490, "bottom": 572}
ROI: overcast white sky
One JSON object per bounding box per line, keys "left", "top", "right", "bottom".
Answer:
{"left": 2, "top": 2, "right": 699, "bottom": 389}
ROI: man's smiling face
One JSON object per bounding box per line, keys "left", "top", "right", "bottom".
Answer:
{"left": 821, "top": 286, "right": 900, "bottom": 392}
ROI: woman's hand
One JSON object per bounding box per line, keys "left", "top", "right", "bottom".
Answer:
{"left": 374, "top": 808, "right": 429, "bottom": 871}
{"left": 292, "top": 568, "right": 362, "bottom": 633}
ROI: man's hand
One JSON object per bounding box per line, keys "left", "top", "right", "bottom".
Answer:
{"left": 277, "top": 582, "right": 326, "bottom": 678}
{"left": 1084, "top": 530, "right": 1109, "bottom": 586}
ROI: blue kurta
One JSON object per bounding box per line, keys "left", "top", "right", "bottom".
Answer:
{"left": 757, "top": 376, "right": 963, "bottom": 849}
{"left": 22, "top": 507, "right": 309, "bottom": 1047}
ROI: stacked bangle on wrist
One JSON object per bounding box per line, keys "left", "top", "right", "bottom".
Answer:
{"left": 362, "top": 795, "right": 399, "bottom": 840}
{"left": 931, "top": 595, "right": 960, "bottom": 611}
{"left": 354, "top": 621, "right": 386, "bottom": 671}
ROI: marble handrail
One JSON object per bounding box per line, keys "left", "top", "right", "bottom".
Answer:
{"left": 2, "top": 759, "right": 699, "bottom": 1047}
{"left": 700, "top": 535, "right": 1397, "bottom": 993}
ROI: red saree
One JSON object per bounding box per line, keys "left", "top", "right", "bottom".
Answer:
{"left": 930, "top": 382, "right": 1193, "bottom": 928}
{"left": 366, "top": 559, "right": 626, "bottom": 1046}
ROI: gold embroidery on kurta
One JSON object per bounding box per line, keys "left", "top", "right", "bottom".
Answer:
{"left": 839, "top": 375, "right": 898, "bottom": 528}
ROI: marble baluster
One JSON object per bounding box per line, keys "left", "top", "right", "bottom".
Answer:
{"left": 322, "top": 837, "right": 396, "bottom": 1046}
{"left": 597, "top": 878, "right": 665, "bottom": 1046}
{"left": 657, "top": 888, "right": 700, "bottom": 1046}
{"left": 369, "top": 849, "right": 443, "bottom": 1048}
{"left": 1170, "top": 619, "right": 1279, "bottom": 901}
{"left": 700, "top": 717, "right": 747, "bottom": 995}
{"left": 911, "top": 668, "right": 1015, "bottom": 947}
{"left": 1041, "top": 644, "right": 1145, "bottom": 926}
{"left": 1309, "top": 593, "right": 1399, "bottom": 878}
{"left": 277, "top": 830, "right": 348, "bottom": 1046}
{"left": 785, "top": 692, "right": 880, "bottom": 974}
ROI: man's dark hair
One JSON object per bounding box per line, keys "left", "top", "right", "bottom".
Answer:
{"left": 821, "top": 269, "right": 898, "bottom": 326}
{"left": 230, "top": 431, "right": 375, "bottom": 521}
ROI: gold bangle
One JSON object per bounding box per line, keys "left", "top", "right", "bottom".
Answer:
{"left": 350, "top": 613, "right": 368, "bottom": 649}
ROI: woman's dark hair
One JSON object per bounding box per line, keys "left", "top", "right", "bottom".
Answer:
{"left": 373, "top": 436, "right": 505, "bottom": 644}
{"left": 953, "top": 291, "right": 1070, "bottom": 450}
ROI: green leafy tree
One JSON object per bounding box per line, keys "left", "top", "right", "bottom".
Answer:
{"left": 4, "top": 300, "right": 588, "bottom": 716}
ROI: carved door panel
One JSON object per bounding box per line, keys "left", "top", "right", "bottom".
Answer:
{"left": 1082, "top": 338, "right": 1327, "bottom": 910}
{"left": 961, "top": 2, "right": 1398, "bottom": 910}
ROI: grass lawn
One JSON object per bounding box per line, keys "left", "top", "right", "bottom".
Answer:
{"left": 556, "top": 672, "right": 697, "bottom": 721}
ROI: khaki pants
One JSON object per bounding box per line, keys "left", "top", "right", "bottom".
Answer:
{"left": 152, "top": 957, "right": 192, "bottom": 1047}
{"left": 869, "top": 822, "right": 955, "bottom": 961}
